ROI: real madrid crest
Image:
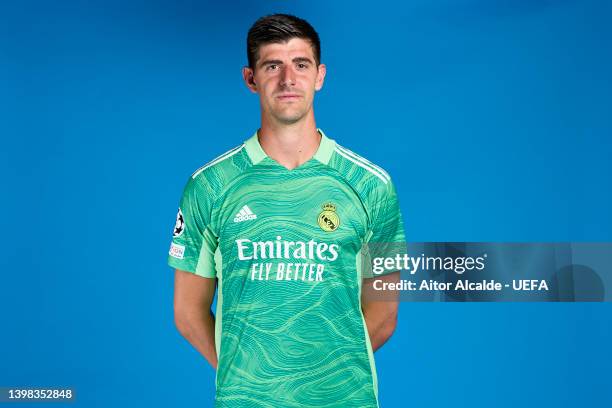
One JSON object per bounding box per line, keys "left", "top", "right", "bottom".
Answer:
{"left": 317, "top": 203, "right": 340, "bottom": 232}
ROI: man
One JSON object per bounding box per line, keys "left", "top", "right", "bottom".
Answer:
{"left": 168, "top": 14, "right": 405, "bottom": 407}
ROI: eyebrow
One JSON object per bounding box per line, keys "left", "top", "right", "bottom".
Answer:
{"left": 258, "top": 57, "right": 314, "bottom": 68}
{"left": 292, "top": 57, "right": 314, "bottom": 65}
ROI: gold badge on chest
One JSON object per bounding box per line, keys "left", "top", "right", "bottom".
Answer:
{"left": 317, "top": 203, "right": 340, "bottom": 232}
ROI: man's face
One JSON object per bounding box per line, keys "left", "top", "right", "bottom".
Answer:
{"left": 243, "top": 38, "right": 326, "bottom": 125}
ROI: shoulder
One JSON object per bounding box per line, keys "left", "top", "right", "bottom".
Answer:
{"left": 328, "top": 142, "right": 393, "bottom": 194}
{"left": 188, "top": 143, "right": 251, "bottom": 194}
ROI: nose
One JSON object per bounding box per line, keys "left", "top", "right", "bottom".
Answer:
{"left": 280, "top": 65, "right": 296, "bottom": 87}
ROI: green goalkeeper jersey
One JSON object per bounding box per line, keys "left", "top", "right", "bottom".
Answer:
{"left": 168, "top": 129, "right": 405, "bottom": 408}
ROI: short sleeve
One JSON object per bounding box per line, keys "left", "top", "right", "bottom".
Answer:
{"left": 362, "top": 179, "right": 407, "bottom": 278}
{"left": 368, "top": 179, "right": 406, "bottom": 244}
{"left": 167, "top": 176, "right": 218, "bottom": 278}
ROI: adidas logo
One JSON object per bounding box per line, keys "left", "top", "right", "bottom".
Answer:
{"left": 233, "top": 205, "right": 257, "bottom": 223}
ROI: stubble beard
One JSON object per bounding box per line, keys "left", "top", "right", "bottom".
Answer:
{"left": 272, "top": 108, "right": 308, "bottom": 125}
{"left": 268, "top": 96, "right": 313, "bottom": 125}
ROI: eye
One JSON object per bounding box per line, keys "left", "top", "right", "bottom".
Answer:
{"left": 297, "top": 63, "right": 308, "bottom": 70}
{"left": 266, "top": 64, "right": 279, "bottom": 71}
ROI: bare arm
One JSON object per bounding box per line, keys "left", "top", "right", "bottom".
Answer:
{"left": 361, "top": 271, "right": 400, "bottom": 352}
{"left": 173, "top": 269, "right": 218, "bottom": 369}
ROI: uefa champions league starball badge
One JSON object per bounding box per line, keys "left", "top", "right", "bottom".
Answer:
{"left": 317, "top": 203, "right": 340, "bottom": 232}
{"left": 173, "top": 208, "right": 185, "bottom": 237}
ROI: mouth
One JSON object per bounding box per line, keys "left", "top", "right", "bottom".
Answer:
{"left": 276, "top": 94, "right": 302, "bottom": 101}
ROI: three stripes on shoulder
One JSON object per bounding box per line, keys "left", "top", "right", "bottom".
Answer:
{"left": 192, "top": 144, "right": 245, "bottom": 179}
{"left": 334, "top": 144, "right": 390, "bottom": 184}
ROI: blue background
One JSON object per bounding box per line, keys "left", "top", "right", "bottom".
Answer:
{"left": 1, "top": 0, "right": 611, "bottom": 407}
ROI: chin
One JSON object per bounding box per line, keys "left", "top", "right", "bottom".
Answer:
{"left": 276, "top": 115, "right": 304, "bottom": 125}
{"left": 273, "top": 110, "right": 308, "bottom": 125}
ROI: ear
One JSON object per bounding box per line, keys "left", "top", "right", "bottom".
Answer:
{"left": 314, "top": 63, "right": 327, "bottom": 91}
{"left": 242, "top": 66, "right": 258, "bottom": 93}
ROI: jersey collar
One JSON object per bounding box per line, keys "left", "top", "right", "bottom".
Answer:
{"left": 244, "top": 128, "right": 336, "bottom": 166}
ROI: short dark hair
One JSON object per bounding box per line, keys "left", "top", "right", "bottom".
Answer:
{"left": 247, "top": 14, "right": 321, "bottom": 70}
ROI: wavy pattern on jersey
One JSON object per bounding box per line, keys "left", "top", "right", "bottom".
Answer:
{"left": 170, "top": 144, "right": 403, "bottom": 407}
{"left": 329, "top": 146, "right": 405, "bottom": 247}
{"left": 213, "top": 159, "right": 379, "bottom": 408}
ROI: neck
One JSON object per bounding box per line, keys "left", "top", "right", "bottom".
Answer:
{"left": 258, "top": 111, "right": 321, "bottom": 170}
